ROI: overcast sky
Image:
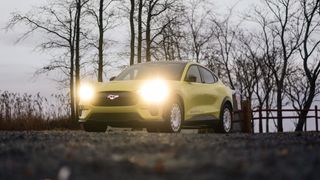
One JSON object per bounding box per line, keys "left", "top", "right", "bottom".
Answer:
{"left": 0, "top": 0, "right": 256, "bottom": 97}
{"left": 0, "top": 0, "right": 55, "bottom": 97}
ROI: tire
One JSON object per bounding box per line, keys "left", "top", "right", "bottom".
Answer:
{"left": 161, "top": 100, "right": 183, "bottom": 133}
{"left": 214, "top": 103, "right": 233, "bottom": 133}
{"left": 82, "top": 122, "right": 107, "bottom": 132}
{"left": 146, "top": 127, "right": 158, "bottom": 133}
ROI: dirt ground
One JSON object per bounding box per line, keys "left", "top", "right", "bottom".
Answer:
{"left": 0, "top": 130, "right": 319, "bottom": 180}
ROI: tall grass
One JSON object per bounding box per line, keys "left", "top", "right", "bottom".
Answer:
{"left": 0, "top": 90, "right": 79, "bottom": 131}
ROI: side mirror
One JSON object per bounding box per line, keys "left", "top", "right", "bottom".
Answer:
{"left": 109, "top": 76, "right": 116, "bottom": 81}
{"left": 186, "top": 75, "right": 197, "bottom": 83}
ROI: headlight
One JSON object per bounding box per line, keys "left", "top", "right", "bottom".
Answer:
{"left": 138, "top": 79, "right": 169, "bottom": 103}
{"left": 79, "top": 84, "right": 94, "bottom": 102}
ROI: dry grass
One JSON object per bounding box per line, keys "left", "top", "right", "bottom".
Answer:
{"left": 0, "top": 90, "right": 80, "bottom": 131}
{"left": 0, "top": 117, "right": 79, "bottom": 131}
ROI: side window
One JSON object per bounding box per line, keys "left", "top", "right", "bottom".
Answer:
{"left": 185, "top": 65, "right": 202, "bottom": 83}
{"left": 199, "top": 67, "right": 216, "bottom": 84}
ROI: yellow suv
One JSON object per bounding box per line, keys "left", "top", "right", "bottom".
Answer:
{"left": 79, "top": 62, "right": 233, "bottom": 133}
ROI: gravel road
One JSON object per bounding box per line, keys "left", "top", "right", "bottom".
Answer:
{"left": 0, "top": 130, "right": 319, "bottom": 180}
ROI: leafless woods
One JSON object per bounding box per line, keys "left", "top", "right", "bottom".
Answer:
{"left": 5, "top": 0, "right": 320, "bottom": 132}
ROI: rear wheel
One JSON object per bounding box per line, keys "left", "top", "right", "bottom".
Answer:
{"left": 82, "top": 122, "right": 107, "bottom": 132}
{"left": 214, "top": 103, "right": 233, "bottom": 133}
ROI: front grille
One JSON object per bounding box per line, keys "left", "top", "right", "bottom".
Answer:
{"left": 89, "top": 113, "right": 142, "bottom": 121}
{"left": 92, "top": 91, "right": 137, "bottom": 106}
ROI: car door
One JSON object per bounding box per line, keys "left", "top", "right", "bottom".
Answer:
{"left": 198, "top": 66, "right": 221, "bottom": 119}
{"left": 183, "top": 65, "right": 209, "bottom": 121}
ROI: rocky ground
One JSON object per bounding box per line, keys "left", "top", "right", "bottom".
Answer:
{"left": 0, "top": 130, "right": 319, "bottom": 180}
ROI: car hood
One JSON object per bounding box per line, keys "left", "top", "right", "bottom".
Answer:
{"left": 94, "top": 80, "right": 143, "bottom": 92}
{"left": 94, "top": 80, "right": 174, "bottom": 92}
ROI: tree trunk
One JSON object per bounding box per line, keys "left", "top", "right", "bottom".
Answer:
{"left": 137, "top": 0, "right": 143, "bottom": 63}
{"left": 224, "top": 57, "right": 235, "bottom": 89}
{"left": 75, "top": 0, "right": 82, "bottom": 119}
{"left": 146, "top": 3, "right": 151, "bottom": 62}
{"left": 276, "top": 83, "right": 283, "bottom": 132}
{"left": 98, "top": 0, "right": 104, "bottom": 82}
{"left": 266, "top": 95, "right": 269, "bottom": 133}
{"left": 70, "top": 45, "right": 75, "bottom": 121}
{"left": 195, "top": 50, "right": 200, "bottom": 63}
{"left": 259, "top": 106, "right": 263, "bottom": 133}
{"left": 295, "top": 82, "right": 316, "bottom": 131}
{"left": 129, "top": 0, "right": 135, "bottom": 65}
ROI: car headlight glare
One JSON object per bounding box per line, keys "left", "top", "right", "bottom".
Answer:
{"left": 79, "top": 84, "right": 94, "bottom": 102}
{"left": 139, "top": 79, "right": 169, "bottom": 103}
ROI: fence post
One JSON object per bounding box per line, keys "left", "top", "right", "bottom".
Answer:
{"left": 259, "top": 107, "right": 263, "bottom": 133}
{"left": 251, "top": 111, "right": 254, "bottom": 134}
{"left": 315, "top": 106, "right": 318, "bottom": 132}
{"left": 266, "top": 109, "right": 269, "bottom": 133}
{"left": 304, "top": 112, "right": 307, "bottom": 132}
{"left": 241, "top": 100, "right": 252, "bottom": 133}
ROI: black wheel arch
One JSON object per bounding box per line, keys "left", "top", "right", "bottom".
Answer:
{"left": 221, "top": 97, "right": 233, "bottom": 111}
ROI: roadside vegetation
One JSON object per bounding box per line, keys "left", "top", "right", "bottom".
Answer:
{"left": 0, "top": 91, "right": 79, "bottom": 130}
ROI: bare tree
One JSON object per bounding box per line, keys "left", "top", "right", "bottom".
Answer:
{"left": 6, "top": 0, "right": 79, "bottom": 121}
{"left": 129, "top": 0, "right": 135, "bottom": 65}
{"left": 148, "top": 1, "right": 185, "bottom": 61}
{"left": 285, "top": 67, "right": 320, "bottom": 113}
{"left": 246, "top": 7, "right": 280, "bottom": 132}
{"left": 137, "top": 0, "right": 144, "bottom": 63}
{"left": 185, "top": 0, "right": 213, "bottom": 63}
{"left": 156, "top": 14, "right": 186, "bottom": 61}
{"left": 238, "top": 33, "right": 265, "bottom": 106}
{"left": 295, "top": 0, "right": 320, "bottom": 131}
{"left": 98, "top": 0, "right": 106, "bottom": 80}
{"left": 210, "top": 7, "right": 240, "bottom": 89}
{"left": 6, "top": 0, "right": 91, "bottom": 121}
{"left": 85, "top": 0, "right": 119, "bottom": 82}
{"left": 233, "top": 54, "right": 257, "bottom": 102}
{"left": 74, "top": 0, "right": 89, "bottom": 118}
{"left": 145, "top": 0, "right": 175, "bottom": 62}
{"left": 263, "top": 0, "right": 303, "bottom": 132}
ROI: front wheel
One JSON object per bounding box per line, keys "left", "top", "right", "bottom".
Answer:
{"left": 161, "top": 100, "right": 183, "bottom": 133}
{"left": 214, "top": 103, "right": 233, "bottom": 133}
{"left": 146, "top": 127, "right": 158, "bottom": 133}
{"left": 82, "top": 122, "right": 107, "bottom": 132}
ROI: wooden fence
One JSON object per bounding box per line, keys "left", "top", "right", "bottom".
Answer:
{"left": 233, "top": 100, "right": 319, "bottom": 133}
{"left": 251, "top": 106, "right": 319, "bottom": 133}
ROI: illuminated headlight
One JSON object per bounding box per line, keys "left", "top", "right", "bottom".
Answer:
{"left": 79, "top": 84, "right": 94, "bottom": 102}
{"left": 138, "top": 79, "right": 169, "bottom": 103}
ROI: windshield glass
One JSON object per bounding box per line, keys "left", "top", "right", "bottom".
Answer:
{"left": 114, "top": 63, "right": 186, "bottom": 81}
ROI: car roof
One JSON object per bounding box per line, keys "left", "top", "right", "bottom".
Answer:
{"left": 131, "top": 61, "right": 210, "bottom": 71}
{"left": 138, "top": 61, "right": 189, "bottom": 65}
{"left": 135, "top": 61, "right": 206, "bottom": 67}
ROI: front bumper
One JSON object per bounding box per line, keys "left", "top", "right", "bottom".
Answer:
{"left": 78, "top": 104, "right": 165, "bottom": 127}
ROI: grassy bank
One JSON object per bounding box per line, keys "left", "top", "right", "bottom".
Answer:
{"left": 0, "top": 90, "right": 80, "bottom": 130}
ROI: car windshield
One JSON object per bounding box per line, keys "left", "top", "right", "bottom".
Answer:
{"left": 114, "top": 63, "right": 186, "bottom": 81}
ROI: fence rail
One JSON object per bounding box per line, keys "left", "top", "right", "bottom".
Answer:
{"left": 250, "top": 105, "right": 319, "bottom": 133}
